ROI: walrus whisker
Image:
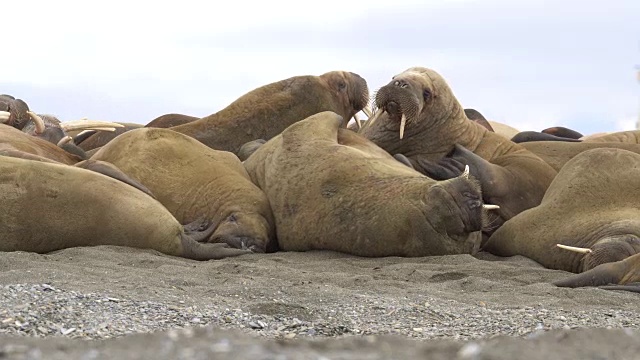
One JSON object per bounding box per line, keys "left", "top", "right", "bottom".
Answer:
{"left": 26, "top": 111, "right": 46, "bottom": 134}
{"left": 353, "top": 114, "right": 362, "bottom": 129}
{"left": 556, "top": 244, "right": 593, "bottom": 254}
{"left": 60, "top": 120, "right": 125, "bottom": 132}
{"left": 399, "top": 114, "right": 407, "bottom": 139}
{"left": 56, "top": 135, "right": 73, "bottom": 147}
{"left": 0, "top": 111, "right": 9, "bottom": 123}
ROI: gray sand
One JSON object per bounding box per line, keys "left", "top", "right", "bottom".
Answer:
{"left": 0, "top": 246, "right": 638, "bottom": 359}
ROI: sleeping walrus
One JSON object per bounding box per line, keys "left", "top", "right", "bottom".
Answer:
{"left": 0, "top": 155, "right": 251, "bottom": 260}
{"left": 483, "top": 148, "right": 640, "bottom": 290}
{"left": 243, "top": 111, "right": 498, "bottom": 257}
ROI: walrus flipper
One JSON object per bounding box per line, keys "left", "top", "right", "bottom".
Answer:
{"left": 511, "top": 131, "right": 582, "bottom": 143}
{"left": 179, "top": 219, "right": 252, "bottom": 260}
{"left": 553, "top": 253, "right": 640, "bottom": 290}
{"left": 74, "top": 160, "right": 157, "bottom": 199}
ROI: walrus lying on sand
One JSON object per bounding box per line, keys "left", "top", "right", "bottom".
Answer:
{"left": 483, "top": 148, "right": 640, "bottom": 290}
{"left": 244, "top": 111, "right": 499, "bottom": 257}
{"left": 0, "top": 155, "right": 251, "bottom": 260}
{"left": 91, "top": 128, "right": 276, "bottom": 253}
{"left": 169, "top": 71, "right": 371, "bottom": 155}
{"left": 358, "top": 67, "right": 557, "bottom": 235}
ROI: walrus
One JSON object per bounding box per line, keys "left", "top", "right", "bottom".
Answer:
{"left": 145, "top": 113, "right": 199, "bottom": 128}
{"left": 582, "top": 130, "right": 640, "bottom": 143}
{"left": 169, "top": 71, "right": 370, "bottom": 155}
{"left": 243, "top": 111, "right": 497, "bottom": 257}
{"left": 520, "top": 141, "right": 640, "bottom": 172}
{"left": 74, "top": 122, "right": 144, "bottom": 151}
{"left": 511, "top": 131, "right": 583, "bottom": 143}
{"left": 358, "top": 67, "right": 557, "bottom": 234}
{"left": 237, "top": 139, "right": 267, "bottom": 162}
{"left": 0, "top": 124, "right": 84, "bottom": 165}
{"left": 483, "top": 148, "right": 640, "bottom": 290}
{"left": 0, "top": 155, "right": 251, "bottom": 260}
{"left": 91, "top": 128, "right": 276, "bottom": 253}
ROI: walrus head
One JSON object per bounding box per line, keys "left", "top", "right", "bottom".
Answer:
{"left": 0, "top": 94, "right": 36, "bottom": 132}
{"left": 368, "top": 67, "right": 459, "bottom": 139}
{"left": 319, "top": 71, "right": 370, "bottom": 127}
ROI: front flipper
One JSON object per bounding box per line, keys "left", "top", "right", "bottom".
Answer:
{"left": 74, "top": 160, "right": 157, "bottom": 199}
{"left": 553, "top": 253, "right": 640, "bottom": 290}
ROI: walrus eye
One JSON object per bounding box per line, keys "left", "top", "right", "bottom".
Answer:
{"left": 338, "top": 82, "right": 347, "bottom": 90}
{"left": 227, "top": 214, "right": 238, "bottom": 223}
{"left": 423, "top": 89, "right": 431, "bottom": 101}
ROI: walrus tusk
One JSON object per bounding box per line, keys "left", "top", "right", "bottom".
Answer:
{"left": 0, "top": 111, "right": 10, "bottom": 123}
{"left": 26, "top": 111, "right": 46, "bottom": 134}
{"left": 353, "top": 113, "right": 362, "bottom": 129}
{"left": 56, "top": 135, "right": 73, "bottom": 147}
{"left": 60, "top": 120, "right": 125, "bottom": 132}
{"left": 362, "top": 105, "right": 373, "bottom": 118}
{"left": 367, "top": 109, "right": 384, "bottom": 127}
{"left": 461, "top": 165, "right": 470, "bottom": 179}
{"left": 483, "top": 204, "right": 500, "bottom": 210}
{"left": 556, "top": 244, "right": 593, "bottom": 254}
{"left": 399, "top": 113, "right": 407, "bottom": 139}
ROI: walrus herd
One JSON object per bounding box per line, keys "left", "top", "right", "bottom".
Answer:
{"left": 2, "top": 66, "right": 640, "bottom": 292}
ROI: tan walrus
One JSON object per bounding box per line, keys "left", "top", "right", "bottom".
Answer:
{"left": 0, "top": 155, "right": 251, "bottom": 260}
{"left": 91, "top": 128, "right": 276, "bottom": 253}
{"left": 169, "top": 71, "right": 371, "bottom": 155}
{"left": 483, "top": 148, "right": 640, "bottom": 290}
{"left": 358, "top": 67, "right": 557, "bottom": 234}
{"left": 243, "top": 111, "right": 498, "bottom": 257}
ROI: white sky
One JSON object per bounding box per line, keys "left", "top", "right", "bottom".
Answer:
{"left": 3, "top": 0, "right": 639, "bottom": 135}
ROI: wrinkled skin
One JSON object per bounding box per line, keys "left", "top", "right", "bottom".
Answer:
{"left": 484, "top": 148, "right": 640, "bottom": 291}
{"left": 243, "top": 111, "right": 487, "bottom": 257}
{"left": 0, "top": 156, "right": 251, "bottom": 260}
{"left": 91, "top": 128, "right": 276, "bottom": 253}
{"left": 583, "top": 130, "right": 640, "bottom": 144}
{"left": 358, "top": 67, "right": 557, "bottom": 236}
{"left": 170, "top": 71, "right": 370, "bottom": 155}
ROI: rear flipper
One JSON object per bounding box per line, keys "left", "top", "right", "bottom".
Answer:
{"left": 74, "top": 160, "right": 157, "bottom": 199}
{"left": 553, "top": 253, "right": 640, "bottom": 290}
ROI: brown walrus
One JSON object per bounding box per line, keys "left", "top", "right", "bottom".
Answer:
{"left": 243, "top": 111, "right": 496, "bottom": 257}
{"left": 74, "top": 122, "right": 144, "bottom": 151}
{"left": 520, "top": 141, "right": 640, "bottom": 172}
{"left": 483, "top": 148, "right": 640, "bottom": 290}
{"left": 90, "top": 128, "right": 276, "bottom": 253}
{"left": 169, "top": 71, "right": 370, "bottom": 155}
{"left": 358, "top": 67, "right": 557, "bottom": 234}
{"left": 145, "top": 113, "right": 199, "bottom": 128}
{"left": 0, "top": 155, "right": 251, "bottom": 260}
{"left": 0, "top": 124, "right": 83, "bottom": 165}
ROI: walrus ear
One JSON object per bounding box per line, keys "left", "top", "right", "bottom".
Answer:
{"left": 281, "top": 111, "right": 343, "bottom": 146}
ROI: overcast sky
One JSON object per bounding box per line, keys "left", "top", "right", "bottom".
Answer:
{"left": 3, "top": 0, "right": 639, "bottom": 135}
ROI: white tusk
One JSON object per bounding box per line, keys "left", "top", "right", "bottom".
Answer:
{"left": 56, "top": 135, "right": 73, "bottom": 147}
{"left": 399, "top": 113, "right": 407, "bottom": 139}
{"left": 353, "top": 113, "right": 362, "bottom": 129}
{"left": 461, "top": 165, "right": 470, "bottom": 179}
{"left": 556, "top": 244, "right": 592, "bottom": 254}
{"left": 0, "top": 111, "right": 10, "bottom": 123}
{"left": 482, "top": 204, "right": 500, "bottom": 210}
{"left": 362, "top": 105, "right": 373, "bottom": 118}
{"left": 83, "top": 127, "right": 118, "bottom": 132}
{"left": 367, "top": 109, "right": 384, "bottom": 127}
{"left": 60, "top": 120, "right": 125, "bottom": 132}
{"left": 26, "top": 111, "right": 46, "bottom": 134}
